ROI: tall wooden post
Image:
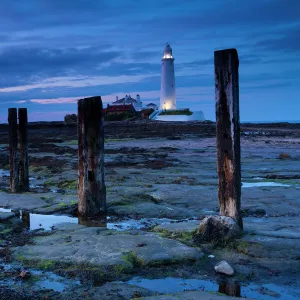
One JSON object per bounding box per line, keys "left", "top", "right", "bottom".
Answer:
{"left": 214, "top": 48, "right": 243, "bottom": 229}
{"left": 8, "top": 108, "right": 19, "bottom": 192}
{"left": 78, "top": 96, "right": 106, "bottom": 217}
{"left": 18, "top": 108, "right": 29, "bottom": 191}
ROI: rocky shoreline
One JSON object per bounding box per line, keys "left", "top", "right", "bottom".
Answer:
{"left": 0, "top": 121, "right": 299, "bottom": 299}
{"left": 0, "top": 120, "right": 300, "bottom": 143}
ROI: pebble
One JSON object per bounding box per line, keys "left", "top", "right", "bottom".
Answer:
{"left": 208, "top": 255, "right": 215, "bottom": 258}
{"left": 19, "top": 270, "right": 31, "bottom": 279}
{"left": 214, "top": 260, "right": 234, "bottom": 276}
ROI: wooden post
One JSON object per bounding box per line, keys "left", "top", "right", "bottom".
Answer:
{"left": 18, "top": 108, "right": 29, "bottom": 191}
{"left": 8, "top": 108, "right": 19, "bottom": 192}
{"left": 78, "top": 96, "right": 106, "bottom": 217}
{"left": 214, "top": 48, "right": 243, "bottom": 229}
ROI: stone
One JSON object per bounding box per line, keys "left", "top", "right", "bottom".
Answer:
{"left": 214, "top": 260, "right": 234, "bottom": 276}
{"left": 19, "top": 270, "right": 31, "bottom": 279}
{"left": 279, "top": 153, "right": 291, "bottom": 159}
{"left": 193, "top": 216, "right": 242, "bottom": 246}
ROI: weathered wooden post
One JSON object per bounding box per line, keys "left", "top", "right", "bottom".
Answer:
{"left": 18, "top": 108, "right": 29, "bottom": 191}
{"left": 214, "top": 48, "right": 243, "bottom": 229}
{"left": 8, "top": 108, "right": 19, "bottom": 192}
{"left": 78, "top": 96, "right": 106, "bottom": 217}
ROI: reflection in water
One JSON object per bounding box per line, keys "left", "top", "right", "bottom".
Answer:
{"left": 123, "top": 277, "right": 300, "bottom": 300}
{"left": 21, "top": 211, "right": 30, "bottom": 229}
{"left": 29, "top": 213, "right": 78, "bottom": 230}
{"left": 11, "top": 209, "right": 20, "bottom": 218}
{"left": 219, "top": 282, "right": 241, "bottom": 297}
{"left": 0, "top": 208, "right": 78, "bottom": 230}
{"left": 78, "top": 215, "right": 107, "bottom": 228}
{"left": 125, "top": 277, "right": 218, "bottom": 294}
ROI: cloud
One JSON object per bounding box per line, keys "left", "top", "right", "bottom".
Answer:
{"left": 0, "top": 73, "right": 158, "bottom": 93}
{"left": 29, "top": 96, "right": 91, "bottom": 105}
{"left": 255, "top": 25, "right": 300, "bottom": 53}
{"left": 0, "top": 45, "right": 120, "bottom": 86}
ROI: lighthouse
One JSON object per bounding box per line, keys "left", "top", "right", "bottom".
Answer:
{"left": 160, "top": 43, "right": 176, "bottom": 110}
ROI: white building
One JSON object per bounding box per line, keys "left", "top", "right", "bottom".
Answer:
{"left": 112, "top": 94, "right": 142, "bottom": 111}
{"left": 160, "top": 43, "right": 176, "bottom": 110}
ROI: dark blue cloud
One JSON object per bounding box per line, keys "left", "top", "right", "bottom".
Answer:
{"left": 0, "top": 45, "right": 119, "bottom": 86}
{"left": 255, "top": 26, "right": 300, "bottom": 53}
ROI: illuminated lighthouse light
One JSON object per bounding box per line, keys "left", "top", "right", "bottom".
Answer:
{"left": 163, "top": 53, "right": 173, "bottom": 59}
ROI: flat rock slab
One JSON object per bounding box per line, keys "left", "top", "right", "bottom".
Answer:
{"left": 153, "top": 221, "right": 199, "bottom": 233}
{"left": 13, "top": 225, "right": 203, "bottom": 268}
{"left": 68, "top": 282, "right": 158, "bottom": 300}
{"left": 244, "top": 216, "right": 300, "bottom": 238}
{"left": 0, "top": 212, "right": 16, "bottom": 221}
{"left": 109, "top": 202, "right": 195, "bottom": 219}
{"left": 139, "top": 290, "right": 250, "bottom": 299}
{"left": 0, "top": 191, "right": 76, "bottom": 213}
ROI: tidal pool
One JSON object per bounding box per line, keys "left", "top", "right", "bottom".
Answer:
{"left": 123, "top": 277, "right": 300, "bottom": 300}
{"left": 242, "top": 182, "right": 290, "bottom": 188}
{"left": 0, "top": 207, "right": 198, "bottom": 231}
{"left": 0, "top": 169, "right": 10, "bottom": 177}
{"left": 0, "top": 262, "right": 80, "bottom": 292}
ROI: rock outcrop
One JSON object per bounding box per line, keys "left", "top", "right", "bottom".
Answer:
{"left": 193, "top": 216, "right": 242, "bottom": 247}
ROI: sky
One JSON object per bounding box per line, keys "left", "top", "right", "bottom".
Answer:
{"left": 0, "top": 0, "right": 299, "bottom": 122}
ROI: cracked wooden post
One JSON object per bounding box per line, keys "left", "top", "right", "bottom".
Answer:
{"left": 78, "top": 96, "right": 106, "bottom": 217}
{"left": 8, "top": 108, "right": 19, "bottom": 192}
{"left": 214, "top": 48, "right": 243, "bottom": 229}
{"left": 18, "top": 108, "right": 29, "bottom": 191}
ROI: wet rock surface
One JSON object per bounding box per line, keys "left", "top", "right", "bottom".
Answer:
{"left": 0, "top": 122, "right": 299, "bottom": 299}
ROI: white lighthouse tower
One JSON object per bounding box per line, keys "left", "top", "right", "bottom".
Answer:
{"left": 160, "top": 43, "right": 176, "bottom": 110}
